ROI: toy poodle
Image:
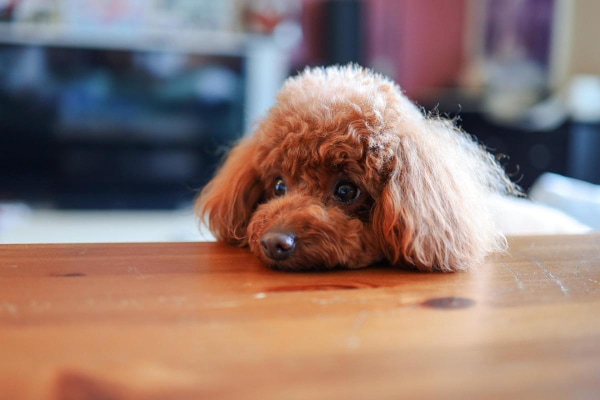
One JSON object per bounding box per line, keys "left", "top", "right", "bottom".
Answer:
{"left": 195, "top": 64, "right": 520, "bottom": 272}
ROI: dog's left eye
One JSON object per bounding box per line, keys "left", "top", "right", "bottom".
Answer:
{"left": 334, "top": 181, "right": 360, "bottom": 204}
{"left": 274, "top": 177, "right": 287, "bottom": 197}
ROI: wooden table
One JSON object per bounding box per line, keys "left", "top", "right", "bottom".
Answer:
{"left": 1, "top": 234, "right": 599, "bottom": 399}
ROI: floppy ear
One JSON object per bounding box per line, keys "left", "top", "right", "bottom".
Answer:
{"left": 195, "top": 137, "right": 263, "bottom": 246}
{"left": 373, "top": 117, "right": 514, "bottom": 272}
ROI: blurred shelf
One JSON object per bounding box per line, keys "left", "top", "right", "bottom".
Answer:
{"left": 0, "top": 22, "right": 264, "bottom": 56}
{"left": 0, "top": 21, "right": 292, "bottom": 130}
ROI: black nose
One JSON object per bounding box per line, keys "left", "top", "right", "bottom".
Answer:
{"left": 260, "top": 232, "right": 296, "bottom": 261}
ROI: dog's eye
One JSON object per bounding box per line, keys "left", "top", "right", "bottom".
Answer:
{"left": 274, "top": 177, "right": 287, "bottom": 197}
{"left": 334, "top": 181, "right": 360, "bottom": 204}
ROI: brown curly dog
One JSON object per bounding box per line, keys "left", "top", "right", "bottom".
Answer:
{"left": 195, "top": 65, "right": 519, "bottom": 272}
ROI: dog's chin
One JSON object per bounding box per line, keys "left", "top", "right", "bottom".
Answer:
{"left": 265, "top": 262, "right": 343, "bottom": 272}
{"left": 257, "top": 256, "right": 350, "bottom": 272}
{"left": 249, "top": 239, "right": 380, "bottom": 272}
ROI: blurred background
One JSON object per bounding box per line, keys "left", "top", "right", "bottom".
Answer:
{"left": 1, "top": 0, "right": 599, "bottom": 243}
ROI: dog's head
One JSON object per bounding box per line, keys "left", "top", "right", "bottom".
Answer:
{"left": 196, "top": 65, "right": 517, "bottom": 272}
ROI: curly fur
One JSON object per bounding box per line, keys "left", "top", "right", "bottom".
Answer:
{"left": 195, "top": 65, "right": 518, "bottom": 272}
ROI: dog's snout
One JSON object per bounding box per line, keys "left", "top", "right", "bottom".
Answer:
{"left": 260, "top": 232, "right": 296, "bottom": 261}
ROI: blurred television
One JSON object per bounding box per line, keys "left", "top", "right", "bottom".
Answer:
{"left": 0, "top": 43, "right": 244, "bottom": 208}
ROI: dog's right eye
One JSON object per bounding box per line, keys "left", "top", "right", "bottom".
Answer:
{"left": 274, "top": 177, "right": 287, "bottom": 197}
{"left": 334, "top": 181, "right": 360, "bottom": 204}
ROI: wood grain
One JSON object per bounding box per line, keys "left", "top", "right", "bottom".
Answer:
{"left": 1, "top": 234, "right": 599, "bottom": 399}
